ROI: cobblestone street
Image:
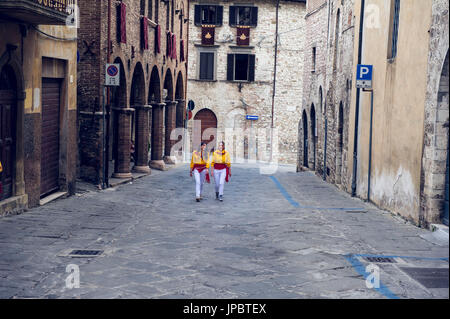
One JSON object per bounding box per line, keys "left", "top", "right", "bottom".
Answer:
{"left": 0, "top": 163, "right": 448, "bottom": 299}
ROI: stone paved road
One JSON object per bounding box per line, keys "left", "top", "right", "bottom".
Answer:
{"left": 0, "top": 163, "right": 448, "bottom": 299}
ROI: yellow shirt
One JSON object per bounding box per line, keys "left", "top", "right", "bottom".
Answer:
{"left": 211, "top": 150, "right": 231, "bottom": 167}
{"left": 190, "top": 150, "right": 210, "bottom": 170}
{"left": 0, "top": 161, "right": 2, "bottom": 173}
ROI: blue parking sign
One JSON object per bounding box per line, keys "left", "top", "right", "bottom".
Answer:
{"left": 356, "top": 65, "right": 373, "bottom": 89}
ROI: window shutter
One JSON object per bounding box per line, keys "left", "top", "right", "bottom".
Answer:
{"left": 248, "top": 54, "right": 255, "bottom": 82}
{"left": 251, "top": 7, "right": 258, "bottom": 27}
{"left": 227, "top": 54, "right": 234, "bottom": 81}
{"left": 216, "top": 6, "right": 223, "bottom": 26}
{"left": 194, "top": 5, "right": 201, "bottom": 26}
{"left": 207, "top": 53, "right": 214, "bottom": 80}
{"left": 229, "top": 6, "right": 236, "bottom": 27}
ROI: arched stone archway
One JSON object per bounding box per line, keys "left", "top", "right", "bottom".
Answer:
{"left": 149, "top": 66, "right": 166, "bottom": 170}
{"left": 163, "top": 69, "right": 177, "bottom": 164}
{"left": 130, "top": 63, "right": 151, "bottom": 173}
{"left": 111, "top": 57, "right": 133, "bottom": 179}
{"left": 303, "top": 110, "right": 309, "bottom": 168}
{"left": 421, "top": 49, "right": 449, "bottom": 226}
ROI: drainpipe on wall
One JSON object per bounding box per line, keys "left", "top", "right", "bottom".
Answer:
{"left": 351, "top": 0, "right": 366, "bottom": 197}
{"left": 104, "top": 0, "right": 112, "bottom": 188}
{"left": 270, "top": 0, "right": 280, "bottom": 161}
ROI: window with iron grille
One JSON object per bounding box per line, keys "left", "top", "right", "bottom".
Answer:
{"left": 388, "top": 0, "right": 401, "bottom": 60}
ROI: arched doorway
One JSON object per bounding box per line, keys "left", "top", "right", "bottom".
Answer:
{"left": 302, "top": 110, "right": 308, "bottom": 168}
{"left": 110, "top": 57, "right": 128, "bottom": 178}
{"left": 0, "top": 65, "right": 17, "bottom": 201}
{"left": 174, "top": 72, "right": 185, "bottom": 159}
{"left": 130, "top": 63, "right": 147, "bottom": 172}
{"left": 193, "top": 108, "right": 217, "bottom": 152}
{"left": 310, "top": 104, "right": 316, "bottom": 170}
{"left": 163, "top": 70, "right": 175, "bottom": 162}
{"left": 175, "top": 72, "right": 184, "bottom": 129}
{"left": 149, "top": 66, "right": 163, "bottom": 165}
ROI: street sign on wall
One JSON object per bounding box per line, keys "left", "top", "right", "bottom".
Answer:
{"left": 105, "top": 64, "right": 120, "bottom": 86}
{"left": 356, "top": 64, "right": 373, "bottom": 89}
{"left": 246, "top": 115, "right": 259, "bottom": 121}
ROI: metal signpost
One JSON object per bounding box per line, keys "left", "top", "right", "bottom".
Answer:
{"left": 103, "top": 64, "right": 120, "bottom": 189}
{"left": 357, "top": 64, "right": 374, "bottom": 202}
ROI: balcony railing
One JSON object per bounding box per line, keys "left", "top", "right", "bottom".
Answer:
{"left": 0, "top": 0, "right": 75, "bottom": 24}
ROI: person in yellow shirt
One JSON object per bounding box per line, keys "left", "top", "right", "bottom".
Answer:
{"left": 190, "top": 142, "right": 210, "bottom": 202}
{"left": 211, "top": 141, "right": 231, "bottom": 201}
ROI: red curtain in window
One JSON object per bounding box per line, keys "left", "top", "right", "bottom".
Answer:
{"left": 201, "top": 25, "right": 215, "bottom": 45}
{"left": 155, "top": 25, "right": 161, "bottom": 54}
{"left": 119, "top": 2, "right": 127, "bottom": 44}
{"left": 237, "top": 26, "right": 250, "bottom": 46}
{"left": 141, "top": 17, "right": 149, "bottom": 50}
{"left": 180, "top": 39, "right": 185, "bottom": 62}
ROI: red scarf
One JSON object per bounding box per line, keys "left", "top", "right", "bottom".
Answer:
{"left": 192, "top": 164, "right": 210, "bottom": 183}
{"left": 214, "top": 151, "right": 230, "bottom": 182}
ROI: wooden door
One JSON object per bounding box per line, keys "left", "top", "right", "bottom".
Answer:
{"left": 40, "top": 78, "right": 61, "bottom": 197}
{"left": 194, "top": 109, "right": 217, "bottom": 150}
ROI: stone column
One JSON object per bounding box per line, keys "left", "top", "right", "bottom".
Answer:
{"left": 164, "top": 100, "right": 177, "bottom": 164}
{"left": 133, "top": 105, "right": 152, "bottom": 174}
{"left": 150, "top": 102, "right": 167, "bottom": 171}
{"left": 112, "top": 107, "right": 134, "bottom": 178}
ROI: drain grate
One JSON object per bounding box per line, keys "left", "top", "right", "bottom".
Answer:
{"left": 68, "top": 250, "right": 103, "bottom": 257}
{"left": 400, "top": 267, "right": 449, "bottom": 289}
{"left": 364, "top": 257, "right": 397, "bottom": 263}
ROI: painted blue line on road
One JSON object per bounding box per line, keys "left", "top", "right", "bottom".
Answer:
{"left": 344, "top": 254, "right": 400, "bottom": 299}
{"left": 354, "top": 254, "right": 449, "bottom": 261}
{"left": 269, "top": 176, "right": 364, "bottom": 211}
{"left": 270, "top": 176, "right": 300, "bottom": 208}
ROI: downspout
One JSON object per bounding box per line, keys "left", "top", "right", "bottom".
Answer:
{"left": 351, "top": 0, "right": 365, "bottom": 196}
{"left": 270, "top": 0, "right": 280, "bottom": 161}
{"left": 104, "top": 0, "right": 112, "bottom": 187}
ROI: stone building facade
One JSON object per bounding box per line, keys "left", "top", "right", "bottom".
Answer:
{"left": 346, "top": 0, "right": 449, "bottom": 227}
{"left": 0, "top": 1, "right": 78, "bottom": 215}
{"left": 187, "top": 0, "right": 306, "bottom": 164}
{"left": 297, "top": 0, "right": 355, "bottom": 193}
{"left": 78, "top": 0, "right": 188, "bottom": 185}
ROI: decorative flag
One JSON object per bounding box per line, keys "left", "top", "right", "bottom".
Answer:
{"left": 119, "top": 2, "right": 127, "bottom": 44}
{"left": 237, "top": 26, "right": 250, "bottom": 46}
{"left": 201, "top": 25, "right": 215, "bottom": 45}
{"left": 141, "top": 17, "right": 149, "bottom": 50}
{"left": 155, "top": 25, "right": 161, "bottom": 54}
{"left": 172, "top": 33, "right": 176, "bottom": 59}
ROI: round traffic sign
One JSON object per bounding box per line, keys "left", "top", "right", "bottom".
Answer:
{"left": 188, "top": 110, "right": 193, "bottom": 120}
{"left": 188, "top": 100, "right": 195, "bottom": 111}
{"left": 107, "top": 65, "right": 119, "bottom": 77}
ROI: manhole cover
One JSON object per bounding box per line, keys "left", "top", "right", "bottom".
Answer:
{"left": 400, "top": 267, "right": 449, "bottom": 288}
{"left": 68, "top": 250, "right": 103, "bottom": 257}
{"left": 364, "top": 257, "right": 397, "bottom": 263}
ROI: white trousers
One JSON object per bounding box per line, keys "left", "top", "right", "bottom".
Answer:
{"left": 214, "top": 169, "right": 226, "bottom": 196}
{"left": 194, "top": 169, "right": 207, "bottom": 198}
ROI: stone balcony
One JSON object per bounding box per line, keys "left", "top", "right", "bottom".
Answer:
{"left": 0, "top": 0, "right": 75, "bottom": 25}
